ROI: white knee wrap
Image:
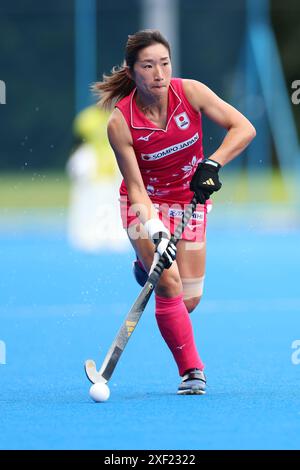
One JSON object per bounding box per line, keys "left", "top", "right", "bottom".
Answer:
{"left": 182, "top": 276, "right": 205, "bottom": 300}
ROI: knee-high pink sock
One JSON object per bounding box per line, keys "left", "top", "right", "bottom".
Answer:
{"left": 155, "top": 293, "right": 204, "bottom": 376}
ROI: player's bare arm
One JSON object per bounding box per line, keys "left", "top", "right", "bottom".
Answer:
{"left": 108, "top": 107, "right": 176, "bottom": 269}
{"left": 183, "top": 79, "right": 256, "bottom": 167}
{"left": 107, "top": 108, "right": 157, "bottom": 224}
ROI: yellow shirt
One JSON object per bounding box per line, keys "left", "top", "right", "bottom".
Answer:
{"left": 73, "top": 106, "right": 117, "bottom": 180}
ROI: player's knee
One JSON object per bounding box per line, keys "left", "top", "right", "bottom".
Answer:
{"left": 156, "top": 271, "right": 182, "bottom": 298}
{"left": 184, "top": 296, "right": 201, "bottom": 313}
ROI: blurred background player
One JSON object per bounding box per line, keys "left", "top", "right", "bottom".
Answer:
{"left": 66, "top": 105, "right": 128, "bottom": 252}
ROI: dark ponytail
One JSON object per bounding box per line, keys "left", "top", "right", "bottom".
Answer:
{"left": 92, "top": 62, "right": 135, "bottom": 109}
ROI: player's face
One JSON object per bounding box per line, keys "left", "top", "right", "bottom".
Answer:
{"left": 132, "top": 43, "right": 172, "bottom": 97}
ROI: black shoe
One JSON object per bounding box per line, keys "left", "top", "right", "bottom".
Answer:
{"left": 177, "top": 368, "right": 206, "bottom": 395}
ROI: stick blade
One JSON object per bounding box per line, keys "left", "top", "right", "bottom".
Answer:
{"left": 84, "top": 359, "right": 107, "bottom": 384}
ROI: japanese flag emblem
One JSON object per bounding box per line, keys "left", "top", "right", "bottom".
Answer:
{"left": 174, "top": 112, "right": 190, "bottom": 130}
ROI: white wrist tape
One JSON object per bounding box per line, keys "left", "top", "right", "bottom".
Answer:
{"left": 205, "top": 159, "right": 221, "bottom": 168}
{"left": 143, "top": 218, "right": 170, "bottom": 241}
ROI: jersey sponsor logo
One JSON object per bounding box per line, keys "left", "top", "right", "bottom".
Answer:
{"left": 174, "top": 112, "right": 190, "bottom": 130}
{"left": 141, "top": 132, "right": 199, "bottom": 161}
{"left": 168, "top": 208, "right": 204, "bottom": 221}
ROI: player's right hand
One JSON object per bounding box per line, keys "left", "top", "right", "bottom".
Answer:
{"left": 144, "top": 218, "right": 177, "bottom": 270}
{"left": 154, "top": 235, "right": 177, "bottom": 269}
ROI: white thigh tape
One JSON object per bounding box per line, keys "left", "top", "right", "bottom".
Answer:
{"left": 182, "top": 276, "right": 205, "bottom": 300}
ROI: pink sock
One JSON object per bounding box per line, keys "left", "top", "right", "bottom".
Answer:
{"left": 155, "top": 293, "right": 204, "bottom": 376}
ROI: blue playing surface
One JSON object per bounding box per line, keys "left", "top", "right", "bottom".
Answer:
{"left": 0, "top": 208, "right": 300, "bottom": 450}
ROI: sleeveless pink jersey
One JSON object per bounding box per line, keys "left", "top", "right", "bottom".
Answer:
{"left": 116, "top": 78, "right": 205, "bottom": 205}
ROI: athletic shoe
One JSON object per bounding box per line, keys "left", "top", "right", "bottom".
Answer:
{"left": 177, "top": 368, "right": 206, "bottom": 395}
{"left": 132, "top": 258, "right": 148, "bottom": 287}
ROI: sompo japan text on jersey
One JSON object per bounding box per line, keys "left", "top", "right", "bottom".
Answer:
{"left": 116, "top": 78, "right": 205, "bottom": 205}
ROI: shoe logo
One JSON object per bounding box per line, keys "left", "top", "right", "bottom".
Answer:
{"left": 126, "top": 320, "right": 137, "bottom": 337}
{"left": 202, "top": 178, "right": 214, "bottom": 186}
{"left": 137, "top": 131, "right": 155, "bottom": 142}
{"left": 176, "top": 344, "right": 186, "bottom": 350}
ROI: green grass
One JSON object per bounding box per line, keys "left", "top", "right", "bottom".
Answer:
{"left": 213, "top": 169, "right": 293, "bottom": 205}
{"left": 0, "top": 172, "right": 70, "bottom": 208}
{"left": 0, "top": 169, "right": 296, "bottom": 209}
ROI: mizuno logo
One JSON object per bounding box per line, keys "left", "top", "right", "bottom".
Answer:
{"left": 202, "top": 178, "right": 214, "bottom": 186}
{"left": 126, "top": 320, "right": 137, "bottom": 337}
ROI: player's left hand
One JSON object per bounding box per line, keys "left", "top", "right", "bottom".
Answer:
{"left": 144, "top": 218, "right": 177, "bottom": 271}
{"left": 190, "top": 158, "right": 222, "bottom": 204}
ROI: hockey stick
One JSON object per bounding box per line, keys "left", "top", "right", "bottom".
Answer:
{"left": 85, "top": 195, "right": 198, "bottom": 384}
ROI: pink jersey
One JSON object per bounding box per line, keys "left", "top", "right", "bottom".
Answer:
{"left": 116, "top": 78, "right": 205, "bottom": 205}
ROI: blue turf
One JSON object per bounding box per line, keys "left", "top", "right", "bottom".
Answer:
{"left": 0, "top": 217, "right": 300, "bottom": 449}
